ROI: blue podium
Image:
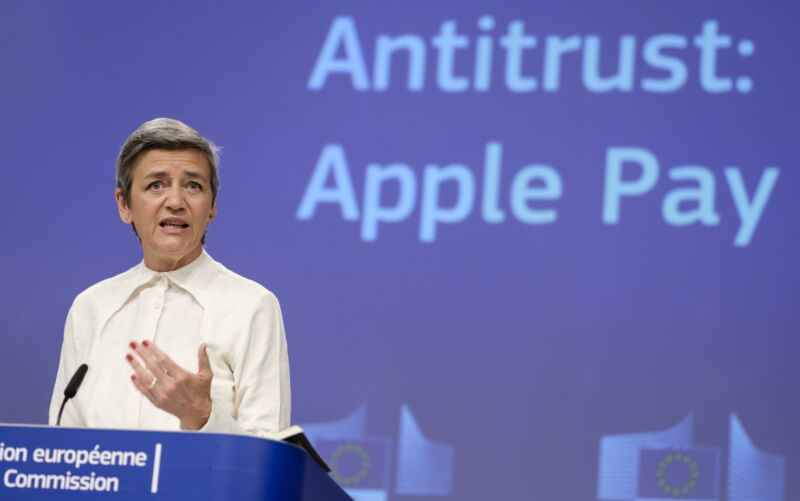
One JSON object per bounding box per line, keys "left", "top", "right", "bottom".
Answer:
{"left": 0, "top": 424, "right": 351, "bottom": 500}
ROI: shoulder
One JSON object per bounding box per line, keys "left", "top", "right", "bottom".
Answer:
{"left": 71, "top": 265, "right": 141, "bottom": 312}
{"left": 202, "top": 256, "right": 280, "bottom": 309}
{"left": 65, "top": 264, "right": 143, "bottom": 341}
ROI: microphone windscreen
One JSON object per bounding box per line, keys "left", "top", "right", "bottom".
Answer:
{"left": 64, "top": 364, "right": 89, "bottom": 399}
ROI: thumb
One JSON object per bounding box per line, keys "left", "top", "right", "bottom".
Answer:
{"left": 197, "top": 343, "right": 212, "bottom": 378}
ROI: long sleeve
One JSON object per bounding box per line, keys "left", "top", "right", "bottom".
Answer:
{"left": 200, "top": 292, "right": 291, "bottom": 436}
{"left": 48, "top": 304, "right": 87, "bottom": 427}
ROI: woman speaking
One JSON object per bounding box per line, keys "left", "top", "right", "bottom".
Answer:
{"left": 48, "top": 118, "right": 290, "bottom": 436}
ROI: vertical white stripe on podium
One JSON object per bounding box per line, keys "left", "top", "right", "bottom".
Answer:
{"left": 151, "top": 443, "right": 163, "bottom": 494}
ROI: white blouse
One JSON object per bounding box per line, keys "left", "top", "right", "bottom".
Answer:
{"left": 48, "top": 250, "right": 290, "bottom": 436}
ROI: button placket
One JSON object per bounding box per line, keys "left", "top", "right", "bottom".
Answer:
{"left": 150, "top": 276, "right": 168, "bottom": 342}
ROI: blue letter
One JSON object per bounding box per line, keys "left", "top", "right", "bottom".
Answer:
{"left": 543, "top": 35, "right": 581, "bottom": 92}
{"left": 374, "top": 34, "right": 427, "bottom": 91}
{"left": 474, "top": 16, "right": 495, "bottom": 92}
{"left": 511, "top": 165, "right": 562, "bottom": 224}
{"left": 583, "top": 35, "right": 637, "bottom": 92}
{"left": 297, "top": 144, "right": 359, "bottom": 220}
{"left": 432, "top": 20, "right": 470, "bottom": 92}
{"left": 308, "top": 16, "right": 370, "bottom": 90}
{"left": 420, "top": 164, "right": 476, "bottom": 242}
{"left": 482, "top": 142, "right": 505, "bottom": 223}
{"left": 725, "top": 167, "right": 780, "bottom": 247}
{"left": 500, "top": 20, "right": 537, "bottom": 92}
{"left": 361, "top": 163, "right": 417, "bottom": 241}
{"left": 693, "top": 20, "right": 732, "bottom": 93}
{"left": 642, "top": 34, "right": 688, "bottom": 93}
{"left": 662, "top": 166, "right": 720, "bottom": 226}
{"left": 603, "top": 147, "right": 659, "bottom": 224}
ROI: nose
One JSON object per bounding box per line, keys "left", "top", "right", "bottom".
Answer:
{"left": 164, "top": 184, "right": 186, "bottom": 211}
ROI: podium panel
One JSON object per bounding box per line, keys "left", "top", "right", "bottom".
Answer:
{"left": 0, "top": 424, "right": 350, "bottom": 500}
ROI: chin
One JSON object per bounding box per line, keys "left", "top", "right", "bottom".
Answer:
{"left": 166, "top": 246, "right": 198, "bottom": 257}
{"left": 151, "top": 243, "right": 199, "bottom": 259}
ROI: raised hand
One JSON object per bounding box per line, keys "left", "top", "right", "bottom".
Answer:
{"left": 126, "top": 340, "right": 213, "bottom": 430}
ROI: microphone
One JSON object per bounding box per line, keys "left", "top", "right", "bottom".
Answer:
{"left": 57, "top": 364, "right": 88, "bottom": 426}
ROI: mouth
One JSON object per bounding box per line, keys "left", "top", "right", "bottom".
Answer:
{"left": 159, "top": 218, "right": 189, "bottom": 229}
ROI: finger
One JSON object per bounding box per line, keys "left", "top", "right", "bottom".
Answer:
{"left": 141, "top": 340, "right": 183, "bottom": 376}
{"left": 130, "top": 373, "right": 161, "bottom": 404}
{"left": 131, "top": 343, "right": 164, "bottom": 380}
{"left": 197, "top": 343, "right": 212, "bottom": 378}
{"left": 129, "top": 360, "right": 168, "bottom": 404}
{"left": 128, "top": 357, "right": 164, "bottom": 397}
{"left": 126, "top": 352, "right": 155, "bottom": 382}
{"left": 137, "top": 340, "right": 185, "bottom": 378}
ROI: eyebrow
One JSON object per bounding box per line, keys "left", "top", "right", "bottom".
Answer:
{"left": 143, "top": 170, "right": 209, "bottom": 182}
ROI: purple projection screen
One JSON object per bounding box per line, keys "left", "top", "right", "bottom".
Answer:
{"left": 1, "top": 1, "right": 798, "bottom": 500}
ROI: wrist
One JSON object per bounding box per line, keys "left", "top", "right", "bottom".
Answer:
{"left": 181, "top": 400, "right": 212, "bottom": 430}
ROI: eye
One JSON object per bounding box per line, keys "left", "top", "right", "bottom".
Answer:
{"left": 147, "top": 181, "right": 164, "bottom": 191}
{"left": 187, "top": 181, "right": 204, "bottom": 192}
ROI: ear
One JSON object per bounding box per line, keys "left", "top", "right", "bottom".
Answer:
{"left": 115, "top": 188, "right": 133, "bottom": 224}
{"left": 208, "top": 203, "right": 217, "bottom": 222}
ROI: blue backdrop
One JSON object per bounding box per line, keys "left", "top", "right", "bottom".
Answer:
{"left": 1, "top": 1, "right": 797, "bottom": 500}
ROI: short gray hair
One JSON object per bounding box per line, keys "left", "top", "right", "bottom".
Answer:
{"left": 115, "top": 118, "right": 221, "bottom": 205}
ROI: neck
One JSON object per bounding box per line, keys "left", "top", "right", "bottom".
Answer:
{"left": 144, "top": 247, "right": 203, "bottom": 272}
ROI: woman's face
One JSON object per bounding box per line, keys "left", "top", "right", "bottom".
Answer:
{"left": 115, "top": 149, "right": 216, "bottom": 271}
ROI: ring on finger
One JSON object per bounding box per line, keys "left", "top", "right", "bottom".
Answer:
{"left": 148, "top": 377, "right": 158, "bottom": 390}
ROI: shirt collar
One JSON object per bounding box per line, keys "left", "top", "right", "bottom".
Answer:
{"left": 132, "top": 249, "right": 217, "bottom": 308}
{"left": 163, "top": 250, "right": 216, "bottom": 308}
